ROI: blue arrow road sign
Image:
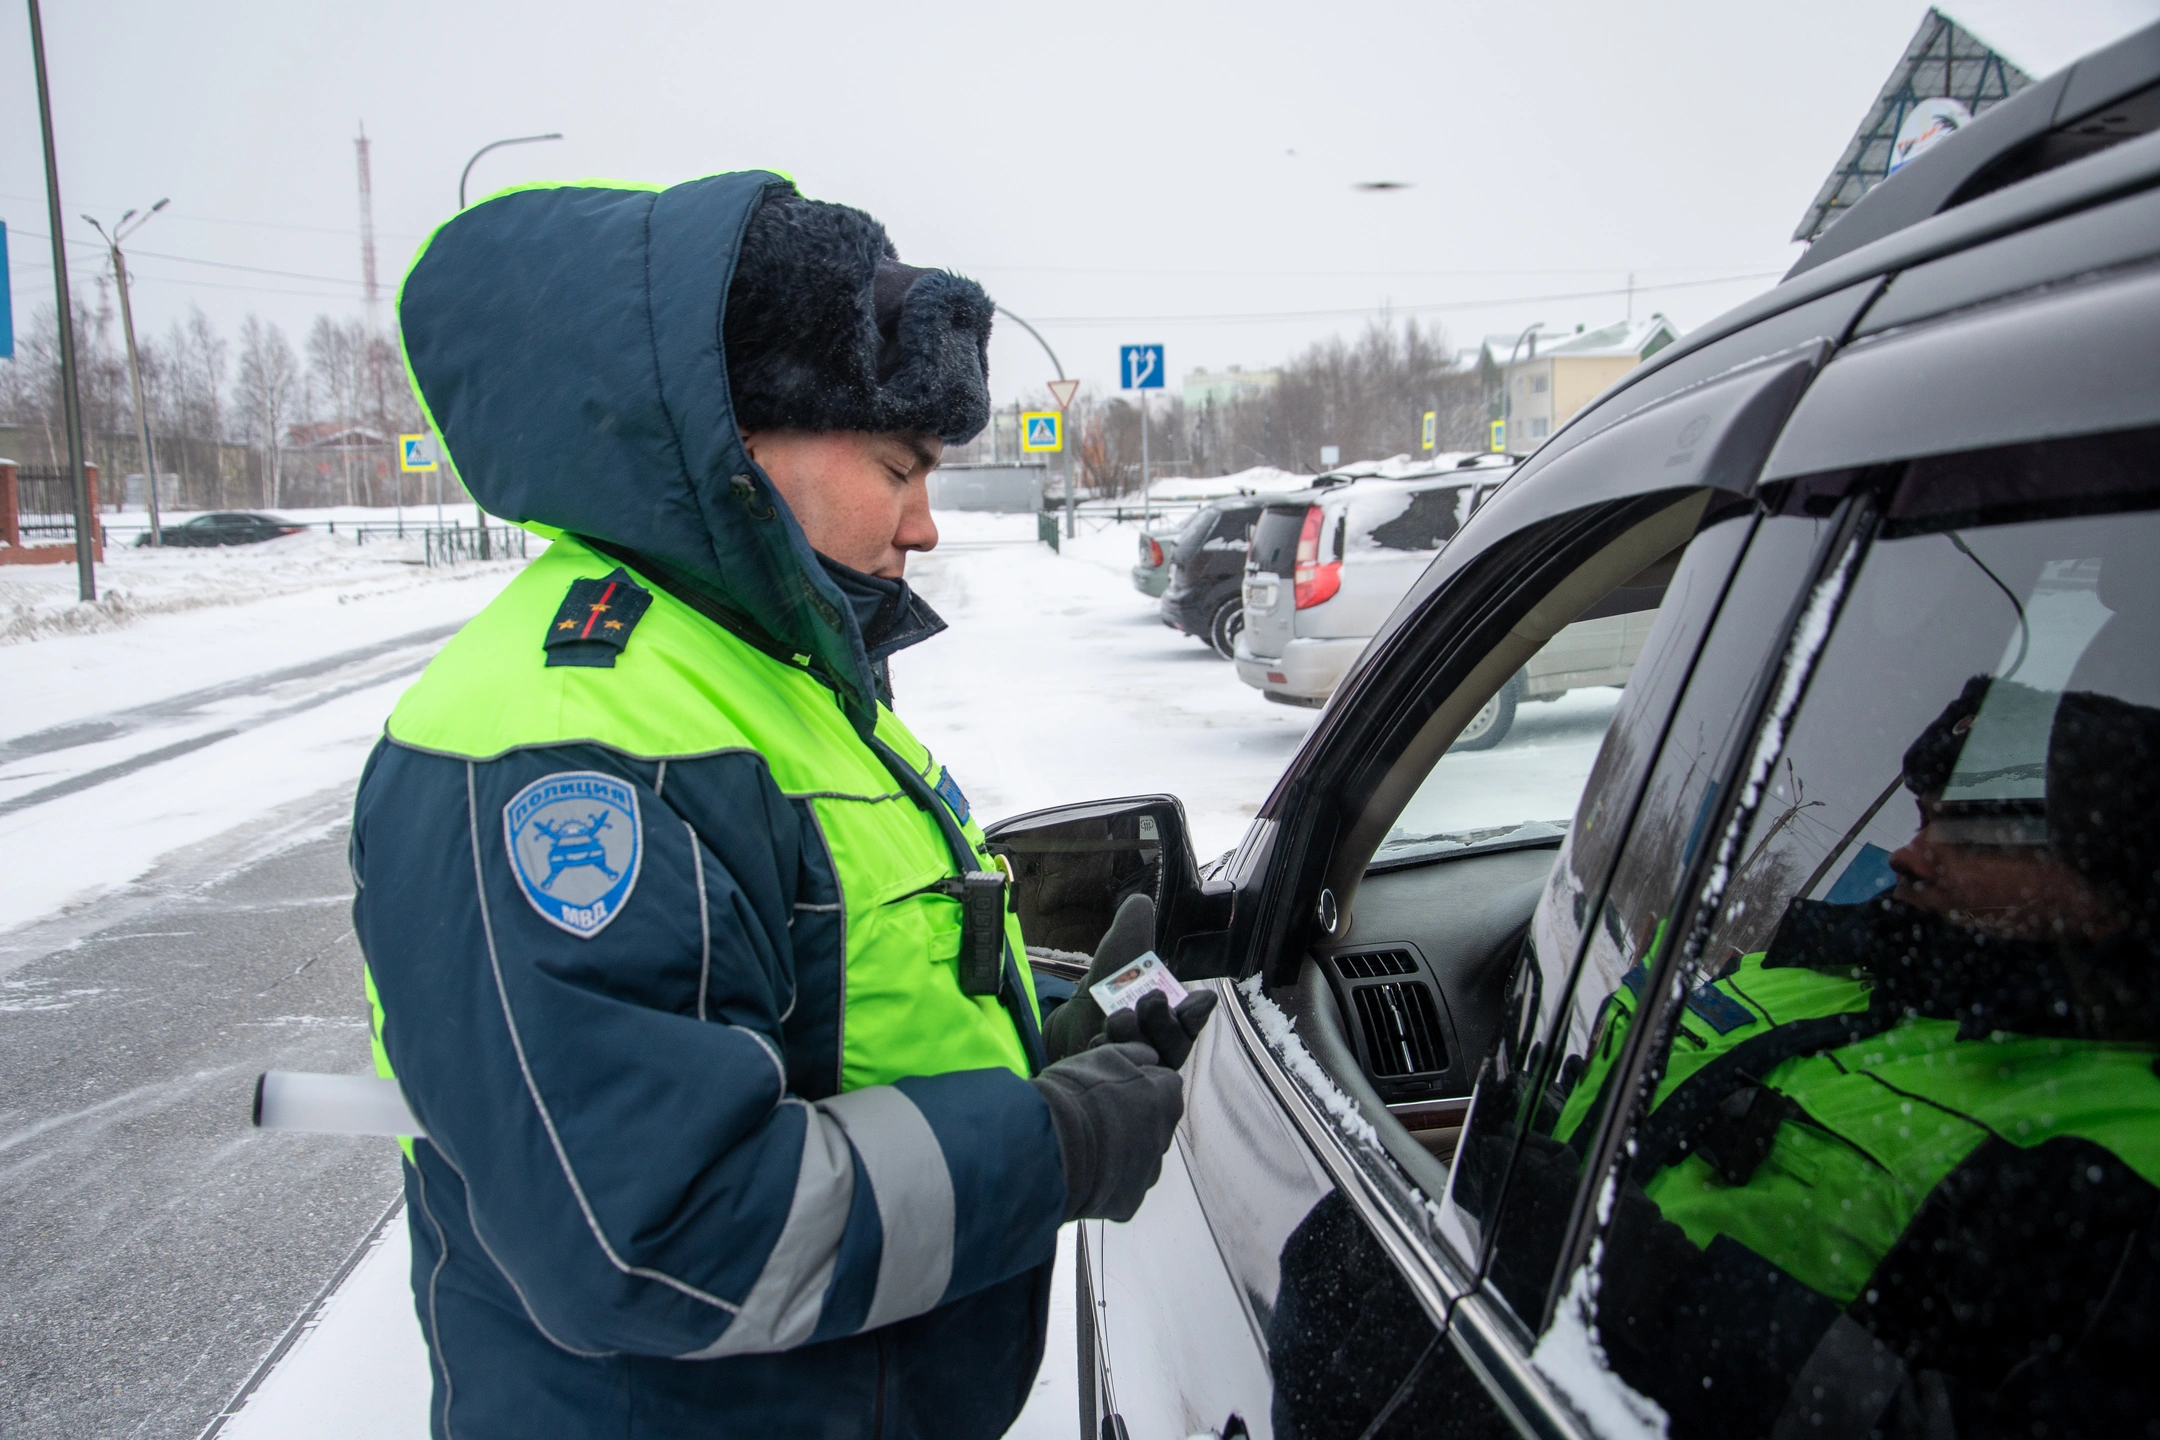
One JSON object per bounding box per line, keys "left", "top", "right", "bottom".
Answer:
{"left": 1120, "top": 344, "right": 1164, "bottom": 390}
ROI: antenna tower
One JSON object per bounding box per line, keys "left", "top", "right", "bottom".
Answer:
{"left": 355, "top": 122, "right": 380, "bottom": 333}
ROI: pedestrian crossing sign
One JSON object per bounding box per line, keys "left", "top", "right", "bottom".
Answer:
{"left": 1421, "top": 410, "right": 1437, "bottom": 451}
{"left": 399, "top": 434, "right": 439, "bottom": 472}
{"left": 1021, "top": 411, "right": 1063, "bottom": 453}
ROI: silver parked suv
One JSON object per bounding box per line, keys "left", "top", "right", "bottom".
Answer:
{"left": 1236, "top": 458, "right": 1661, "bottom": 746}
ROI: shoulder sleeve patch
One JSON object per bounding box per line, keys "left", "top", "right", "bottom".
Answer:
{"left": 933, "top": 764, "right": 971, "bottom": 825}
{"left": 503, "top": 771, "right": 643, "bottom": 937}
{"left": 544, "top": 568, "right": 654, "bottom": 668}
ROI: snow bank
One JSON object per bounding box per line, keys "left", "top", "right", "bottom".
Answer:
{"left": 1, "top": 522, "right": 527, "bottom": 646}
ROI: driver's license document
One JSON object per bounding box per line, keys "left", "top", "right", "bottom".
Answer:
{"left": 1089, "top": 950, "right": 1189, "bottom": 1016}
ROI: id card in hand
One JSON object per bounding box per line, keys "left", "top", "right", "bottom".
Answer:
{"left": 1088, "top": 950, "right": 1188, "bottom": 1016}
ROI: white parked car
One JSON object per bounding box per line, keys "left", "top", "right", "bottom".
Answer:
{"left": 1235, "top": 460, "right": 1665, "bottom": 747}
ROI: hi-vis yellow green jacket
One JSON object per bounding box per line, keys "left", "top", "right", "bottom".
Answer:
{"left": 351, "top": 171, "right": 1063, "bottom": 1440}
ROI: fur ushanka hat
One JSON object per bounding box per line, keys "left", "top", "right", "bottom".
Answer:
{"left": 722, "top": 189, "right": 995, "bottom": 446}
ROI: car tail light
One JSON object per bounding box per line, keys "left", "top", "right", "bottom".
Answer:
{"left": 1143, "top": 536, "right": 1164, "bottom": 567}
{"left": 1292, "top": 506, "right": 1339, "bottom": 608}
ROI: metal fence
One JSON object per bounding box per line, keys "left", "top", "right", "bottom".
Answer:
{"left": 423, "top": 524, "right": 529, "bottom": 568}
{"left": 17, "top": 467, "right": 92, "bottom": 541}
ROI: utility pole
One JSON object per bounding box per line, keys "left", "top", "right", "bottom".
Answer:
{"left": 85, "top": 202, "right": 169, "bottom": 546}
{"left": 356, "top": 123, "right": 380, "bottom": 336}
{"left": 27, "top": 0, "right": 95, "bottom": 599}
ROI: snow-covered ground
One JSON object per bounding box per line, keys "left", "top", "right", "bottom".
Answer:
{"left": 0, "top": 525, "right": 529, "bottom": 946}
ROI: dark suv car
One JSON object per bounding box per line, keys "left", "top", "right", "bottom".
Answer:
{"left": 989, "top": 25, "right": 2160, "bottom": 1440}
{"left": 1161, "top": 497, "right": 1269, "bottom": 657}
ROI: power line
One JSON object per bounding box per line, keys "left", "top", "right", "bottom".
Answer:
{"left": 965, "top": 262, "right": 1781, "bottom": 280}
{"left": 0, "top": 190, "right": 426, "bottom": 242}
{"left": 1019, "top": 271, "right": 1785, "bottom": 326}
{"left": 9, "top": 223, "right": 366, "bottom": 286}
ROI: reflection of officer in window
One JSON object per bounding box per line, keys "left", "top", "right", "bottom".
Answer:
{"left": 1581, "top": 679, "right": 2160, "bottom": 1440}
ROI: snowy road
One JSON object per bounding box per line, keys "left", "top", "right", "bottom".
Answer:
{"left": 0, "top": 829, "right": 398, "bottom": 1440}
{"left": 0, "top": 527, "right": 523, "bottom": 1439}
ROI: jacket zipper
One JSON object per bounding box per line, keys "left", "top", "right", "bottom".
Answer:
{"left": 872, "top": 1328, "right": 887, "bottom": 1440}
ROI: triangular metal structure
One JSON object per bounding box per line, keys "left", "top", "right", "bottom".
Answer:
{"left": 1792, "top": 8, "right": 2031, "bottom": 243}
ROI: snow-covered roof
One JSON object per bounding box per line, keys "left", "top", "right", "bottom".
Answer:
{"left": 1476, "top": 329, "right": 1572, "bottom": 366}
{"left": 1537, "top": 315, "right": 1682, "bottom": 360}
{"left": 1145, "top": 465, "right": 1314, "bottom": 501}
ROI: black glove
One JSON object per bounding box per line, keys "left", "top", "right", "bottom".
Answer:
{"left": 1030, "top": 1040, "right": 1184, "bottom": 1222}
{"left": 1040, "top": 893, "right": 1154, "bottom": 1062}
{"left": 1097, "top": 988, "right": 1218, "bottom": 1070}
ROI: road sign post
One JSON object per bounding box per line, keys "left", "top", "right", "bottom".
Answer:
{"left": 1047, "top": 378, "right": 1081, "bottom": 538}
{"left": 1120, "top": 344, "right": 1163, "bottom": 526}
{"left": 398, "top": 435, "right": 440, "bottom": 537}
{"left": 1020, "top": 412, "right": 1062, "bottom": 452}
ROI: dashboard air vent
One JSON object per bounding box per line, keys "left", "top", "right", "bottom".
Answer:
{"left": 1351, "top": 982, "right": 1448, "bottom": 1077}
{"left": 1331, "top": 949, "right": 1417, "bottom": 980}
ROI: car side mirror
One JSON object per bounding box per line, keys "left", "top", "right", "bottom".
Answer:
{"left": 985, "top": 795, "right": 1203, "bottom": 966}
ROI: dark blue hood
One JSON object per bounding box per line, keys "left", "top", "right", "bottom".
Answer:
{"left": 398, "top": 172, "right": 889, "bottom": 729}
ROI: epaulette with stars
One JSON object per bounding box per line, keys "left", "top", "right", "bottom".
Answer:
{"left": 542, "top": 567, "right": 655, "bottom": 668}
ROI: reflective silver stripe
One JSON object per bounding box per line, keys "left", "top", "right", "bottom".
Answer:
{"left": 465, "top": 765, "right": 740, "bottom": 1316}
{"left": 680, "top": 1099, "right": 854, "bottom": 1358}
{"left": 688, "top": 822, "right": 710, "bottom": 1022}
{"left": 731, "top": 1026, "right": 786, "bottom": 1097}
{"left": 818, "top": 1086, "right": 956, "bottom": 1330}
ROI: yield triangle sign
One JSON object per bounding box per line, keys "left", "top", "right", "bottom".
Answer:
{"left": 1047, "top": 378, "right": 1081, "bottom": 410}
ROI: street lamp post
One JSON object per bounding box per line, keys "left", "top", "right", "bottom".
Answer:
{"left": 995, "top": 306, "right": 1078, "bottom": 537}
{"left": 27, "top": 0, "right": 95, "bottom": 600}
{"left": 1501, "top": 320, "right": 1546, "bottom": 457}
{"left": 460, "top": 133, "right": 564, "bottom": 210}
{"left": 85, "top": 200, "right": 169, "bottom": 546}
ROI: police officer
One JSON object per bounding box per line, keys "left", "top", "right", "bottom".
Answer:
{"left": 1536, "top": 676, "right": 2160, "bottom": 1438}
{"left": 352, "top": 172, "right": 1212, "bottom": 1440}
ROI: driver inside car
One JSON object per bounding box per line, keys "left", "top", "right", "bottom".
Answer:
{"left": 1486, "top": 674, "right": 2160, "bottom": 1440}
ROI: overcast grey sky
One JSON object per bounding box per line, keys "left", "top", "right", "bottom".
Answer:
{"left": 4, "top": 0, "right": 2155, "bottom": 408}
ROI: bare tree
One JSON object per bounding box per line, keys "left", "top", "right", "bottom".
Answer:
{"left": 237, "top": 315, "right": 300, "bottom": 507}
{"left": 307, "top": 315, "right": 368, "bottom": 502}
{"left": 1182, "top": 316, "right": 1481, "bottom": 475}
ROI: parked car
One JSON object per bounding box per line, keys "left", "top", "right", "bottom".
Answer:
{"left": 990, "top": 27, "right": 2160, "bottom": 1437}
{"left": 1130, "top": 523, "right": 1181, "bottom": 597}
{"left": 1233, "top": 461, "right": 1512, "bottom": 706}
{"left": 1161, "top": 497, "right": 1270, "bottom": 657}
{"left": 137, "top": 512, "right": 305, "bottom": 547}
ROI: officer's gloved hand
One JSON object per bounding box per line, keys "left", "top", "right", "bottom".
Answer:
{"left": 1041, "top": 893, "right": 1154, "bottom": 1062}
{"left": 1030, "top": 1041, "right": 1183, "bottom": 1223}
{"left": 1095, "top": 988, "right": 1218, "bottom": 1070}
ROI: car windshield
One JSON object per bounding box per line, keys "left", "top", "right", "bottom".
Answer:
{"left": 1370, "top": 818, "right": 1570, "bottom": 868}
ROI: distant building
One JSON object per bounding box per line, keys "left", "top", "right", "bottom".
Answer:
{"left": 1492, "top": 316, "right": 1681, "bottom": 448}
{"left": 1182, "top": 365, "right": 1279, "bottom": 410}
